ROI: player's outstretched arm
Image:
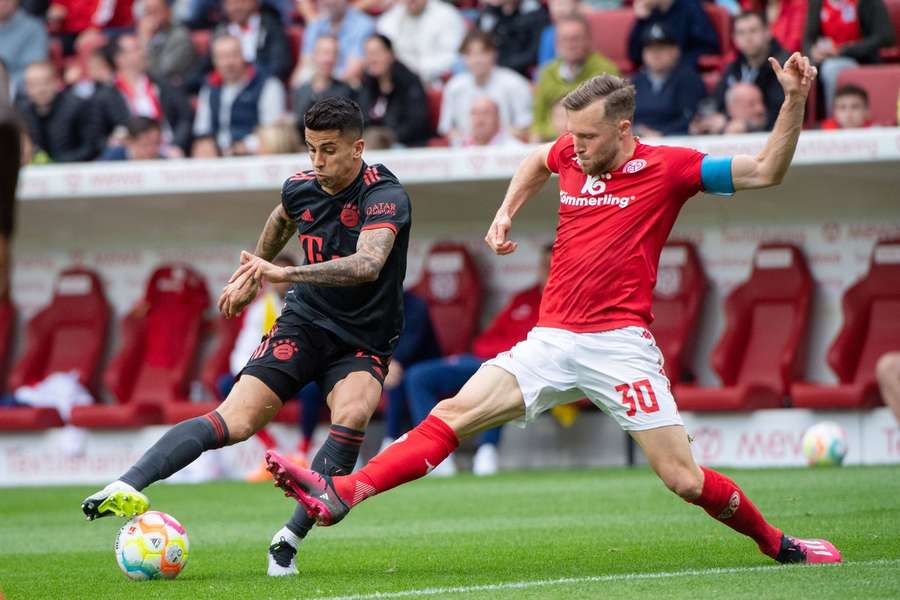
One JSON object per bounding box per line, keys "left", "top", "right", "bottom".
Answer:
{"left": 486, "top": 142, "right": 554, "bottom": 255}
{"left": 730, "top": 52, "right": 817, "bottom": 191}
{"left": 237, "top": 227, "right": 397, "bottom": 288}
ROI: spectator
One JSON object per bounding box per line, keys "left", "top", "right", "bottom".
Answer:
{"left": 713, "top": 12, "right": 790, "bottom": 130}
{"left": 476, "top": 0, "right": 549, "bottom": 77}
{"left": 138, "top": 0, "right": 198, "bottom": 91}
{"left": 538, "top": 0, "right": 582, "bottom": 67}
{"left": 92, "top": 33, "right": 193, "bottom": 156}
{"left": 15, "top": 61, "right": 101, "bottom": 162}
{"left": 0, "top": 58, "right": 10, "bottom": 106}
{"left": 292, "top": 36, "right": 357, "bottom": 141}
{"left": 358, "top": 34, "right": 431, "bottom": 147}
{"left": 741, "top": 0, "right": 807, "bottom": 52}
{"left": 194, "top": 34, "right": 286, "bottom": 156}
{"left": 691, "top": 83, "right": 767, "bottom": 134}
{"left": 0, "top": 60, "right": 19, "bottom": 299}
{"left": 531, "top": 15, "right": 619, "bottom": 141}
{"left": 62, "top": 29, "right": 110, "bottom": 99}
{"left": 0, "top": 0, "right": 48, "bottom": 93}
{"left": 212, "top": 0, "right": 291, "bottom": 82}
{"left": 256, "top": 119, "right": 302, "bottom": 153}
{"left": 463, "top": 96, "right": 525, "bottom": 147}
{"left": 405, "top": 243, "right": 552, "bottom": 477}
{"left": 47, "top": 0, "right": 134, "bottom": 53}
{"left": 804, "top": 0, "right": 895, "bottom": 115}
{"left": 439, "top": 30, "right": 533, "bottom": 146}
{"left": 379, "top": 291, "right": 442, "bottom": 450}
{"left": 549, "top": 95, "right": 569, "bottom": 137}
{"left": 99, "top": 116, "right": 165, "bottom": 160}
{"left": 631, "top": 23, "right": 706, "bottom": 136}
{"left": 294, "top": 0, "right": 374, "bottom": 86}
{"left": 627, "top": 0, "right": 720, "bottom": 68}
{"left": 181, "top": 0, "right": 293, "bottom": 28}
{"left": 821, "top": 84, "right": 872, "bottom": 128}
{"left": 376, "top": 0, "right": 466, "bottom": 85}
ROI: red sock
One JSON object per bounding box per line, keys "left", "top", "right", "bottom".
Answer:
{"left": 254, "top": 428, "right": 277, "bottom": 451}
{"left": 690, "top": 467, "right": 783, "bottom": 558}
{"left": 333, "top": 415, "right": 459, "bottom": 507}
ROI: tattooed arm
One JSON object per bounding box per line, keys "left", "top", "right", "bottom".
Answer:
{"left": 233, "top": 227, "right": 397, "bottom": 288}
{"left": 254, "top": 203, "right": 297, "bottom": 260}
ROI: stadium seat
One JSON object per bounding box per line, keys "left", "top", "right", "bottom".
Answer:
{"left": 835, "top": 66, "right": 900, "bottom": 125}
{"left": 791, "top": 238, "right": 900, "bottom": 409}
{"left": 411, "top": 242, "right": 483, "bottom": 356}
{"left": 675, "top": 244, "right": 813, "bottom": 411}
{"left": 71, "top": 265, "right": 210, "bottom": 428}
{"left": 698, "top": 4, "right": 733, "bottom": 72}
{"left": 880, "top": 0, "right": 900, "bottom": 62}
{"left": 650, "top": 241, "right": 706, "bottom": 383}
{"left": 587, "top": 10, "right": 635, "bottom": 73}
{"left": 9, "top": 268, "right": 110, "bottom": 395}
{"left": 0, "top": 298, "right": 16, "bottom": 390}
{"left": 0, "top": 407, "right": 65, "bottom": 431}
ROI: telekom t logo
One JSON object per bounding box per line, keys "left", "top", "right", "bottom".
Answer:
{"left": 580, "top": 175, "right": 606, "bottom": 195}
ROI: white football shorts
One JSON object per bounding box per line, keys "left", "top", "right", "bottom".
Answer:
{"left": 484, "top": 326, "right": 682, "bottom": 431}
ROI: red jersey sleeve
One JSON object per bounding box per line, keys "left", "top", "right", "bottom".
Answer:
{"left": 663, "top": 145, "right": 706, "bottom": 203}
{"left": 546, "top": 133, "right": 574, "bottom": 174}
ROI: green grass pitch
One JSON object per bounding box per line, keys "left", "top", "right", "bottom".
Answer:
{"left": 1, "top": 466, "right": 899, "bottom": 599}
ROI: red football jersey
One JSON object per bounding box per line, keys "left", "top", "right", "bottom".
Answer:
{"left": 539, "top": 133, "right": 705, "bottom": 333}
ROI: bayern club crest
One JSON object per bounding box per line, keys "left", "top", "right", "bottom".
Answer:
{"left": 623, "top": 159, "right": 647, "bottom": 174}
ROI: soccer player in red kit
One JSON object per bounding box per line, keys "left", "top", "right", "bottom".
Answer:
{"left": 265, "top": 53, "right": 842, "bottom": 565}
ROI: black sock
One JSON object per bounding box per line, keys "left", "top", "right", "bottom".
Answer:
{"left": 120, "top": 412, "right": 229, "bottom": 491}
{"left": 285, "top": 424, "right": 364, "bottom": 539}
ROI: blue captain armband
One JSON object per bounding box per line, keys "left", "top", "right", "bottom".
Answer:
{"left": 700, "top": 155, "right": 735, "bottom": 196}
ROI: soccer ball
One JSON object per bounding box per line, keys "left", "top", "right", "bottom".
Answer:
{"left": 115, "top": 511, "right": 190, "bottom": 580}
{"left": 801, "top": 422, "right": 848, "bottom": 467}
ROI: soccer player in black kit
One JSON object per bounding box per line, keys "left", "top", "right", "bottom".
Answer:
{"left": 81, "top": 97, "right": 412, "bottom": 576}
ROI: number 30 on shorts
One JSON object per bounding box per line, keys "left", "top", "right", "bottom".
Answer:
{"left": 614, "top": 379, "right": 659, "bottom": 416}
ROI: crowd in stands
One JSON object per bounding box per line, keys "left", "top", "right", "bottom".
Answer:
{"left": 0, "top": 0, "right": 898, "bottom": 164}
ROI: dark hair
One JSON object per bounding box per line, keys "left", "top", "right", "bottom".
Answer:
{"left": 460, "top": 30, "right": 496, "bottom": 54}
{"left": 734, "top": 11, "right": 767, "bottom": 29}
{"left": 126, "top": 116, "right": 161, "bottom": 138}
{"left": 835, "top": 84, "right": 869, "bottom": 105}
{"left": 367, "top": 33, "right": 394, "bottom": 53}
{"left": 562, "top": 74, "right": 636, "bottom": 122}
{"left": 304, "top": 96, "right": 365, "bottom": 138}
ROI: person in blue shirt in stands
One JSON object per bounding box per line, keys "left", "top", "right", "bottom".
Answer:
{"left": 631, "top": 23, "right": 706, "bottom": 136}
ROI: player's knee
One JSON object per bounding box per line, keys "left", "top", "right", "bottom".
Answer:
{"left": 659, "top": 465, "right": 704, "bottom": 500}
{"left": 876, "top": 353, "right": 900, "bottom": 384}
{"left": 330, "top": 404, "right": 371, "bottom": 431}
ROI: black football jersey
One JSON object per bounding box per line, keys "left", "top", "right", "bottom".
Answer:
{"left": 279, "top": 162, "right": 411, "bottom": 356}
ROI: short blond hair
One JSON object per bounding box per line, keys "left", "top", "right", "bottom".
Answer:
{"left": 562, "top": 74, "right": 636, "bottom": 122}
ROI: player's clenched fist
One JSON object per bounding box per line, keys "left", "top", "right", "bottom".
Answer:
{"left": 485, "top": 212, "right": 518, "bottom": 255}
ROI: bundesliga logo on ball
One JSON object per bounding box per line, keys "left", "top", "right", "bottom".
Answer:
{"left": 115, "top": 511, "right": 190, "bottom": 580}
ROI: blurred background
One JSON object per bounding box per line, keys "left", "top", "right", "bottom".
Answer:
{"left": 0, "top": 0, "right": 898, "bottom": 485}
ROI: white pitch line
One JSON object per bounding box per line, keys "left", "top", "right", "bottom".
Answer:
{"left": 306, "top": 558, "right": 900, "bottom": 600}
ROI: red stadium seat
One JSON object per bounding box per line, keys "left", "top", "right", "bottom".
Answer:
{"left": 0, "top": 407, "right": 65, "bottom": 431}
{"left": 835, "top": 66, "right": 900, "bottom": 125}
{"left": 880, "top": 0, "right": 900, "bottom": 61}
{"left": 650, "top": 241, "right": 706, "bottom": 383}
{"left": 71, "top": 265, "right": 210, "bottom": 428}
{"left": 9, "top": 268, "right": 110, "bottom": 396}
{"left": 675, "top": 244, "right": 813, "bottom": 411}
{"left": 287, "top": 25, "right": 304, "bottom": 73}
{"left": 587, "top": 10, "right": 635, "bottom": 74}
{"left": 698, "top": 4, "right": 733, "bottom": 72}
{"left": 0, "top": 298, "right": 16, "bottom": 391}
{"left": 411, "top": 242, "right": 483, "bottom": 356}
{"left": 791, "top": 239, "right": 900, "bottom": 409}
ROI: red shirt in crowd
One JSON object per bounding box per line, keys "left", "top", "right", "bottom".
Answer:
{"left": 819, "top": 0, "right": 862, "bottom": 47}
{"left": 742, "top": 0, "right": 808, "bottom": 53}
{"left": 540, "top": 133, "right": 705, "bottom": 333}
{"left": 471, "top": 285, "right": 543, "bottom": 359}
{"left": 51, "top": 0, "right": 134, "bottom": 34}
